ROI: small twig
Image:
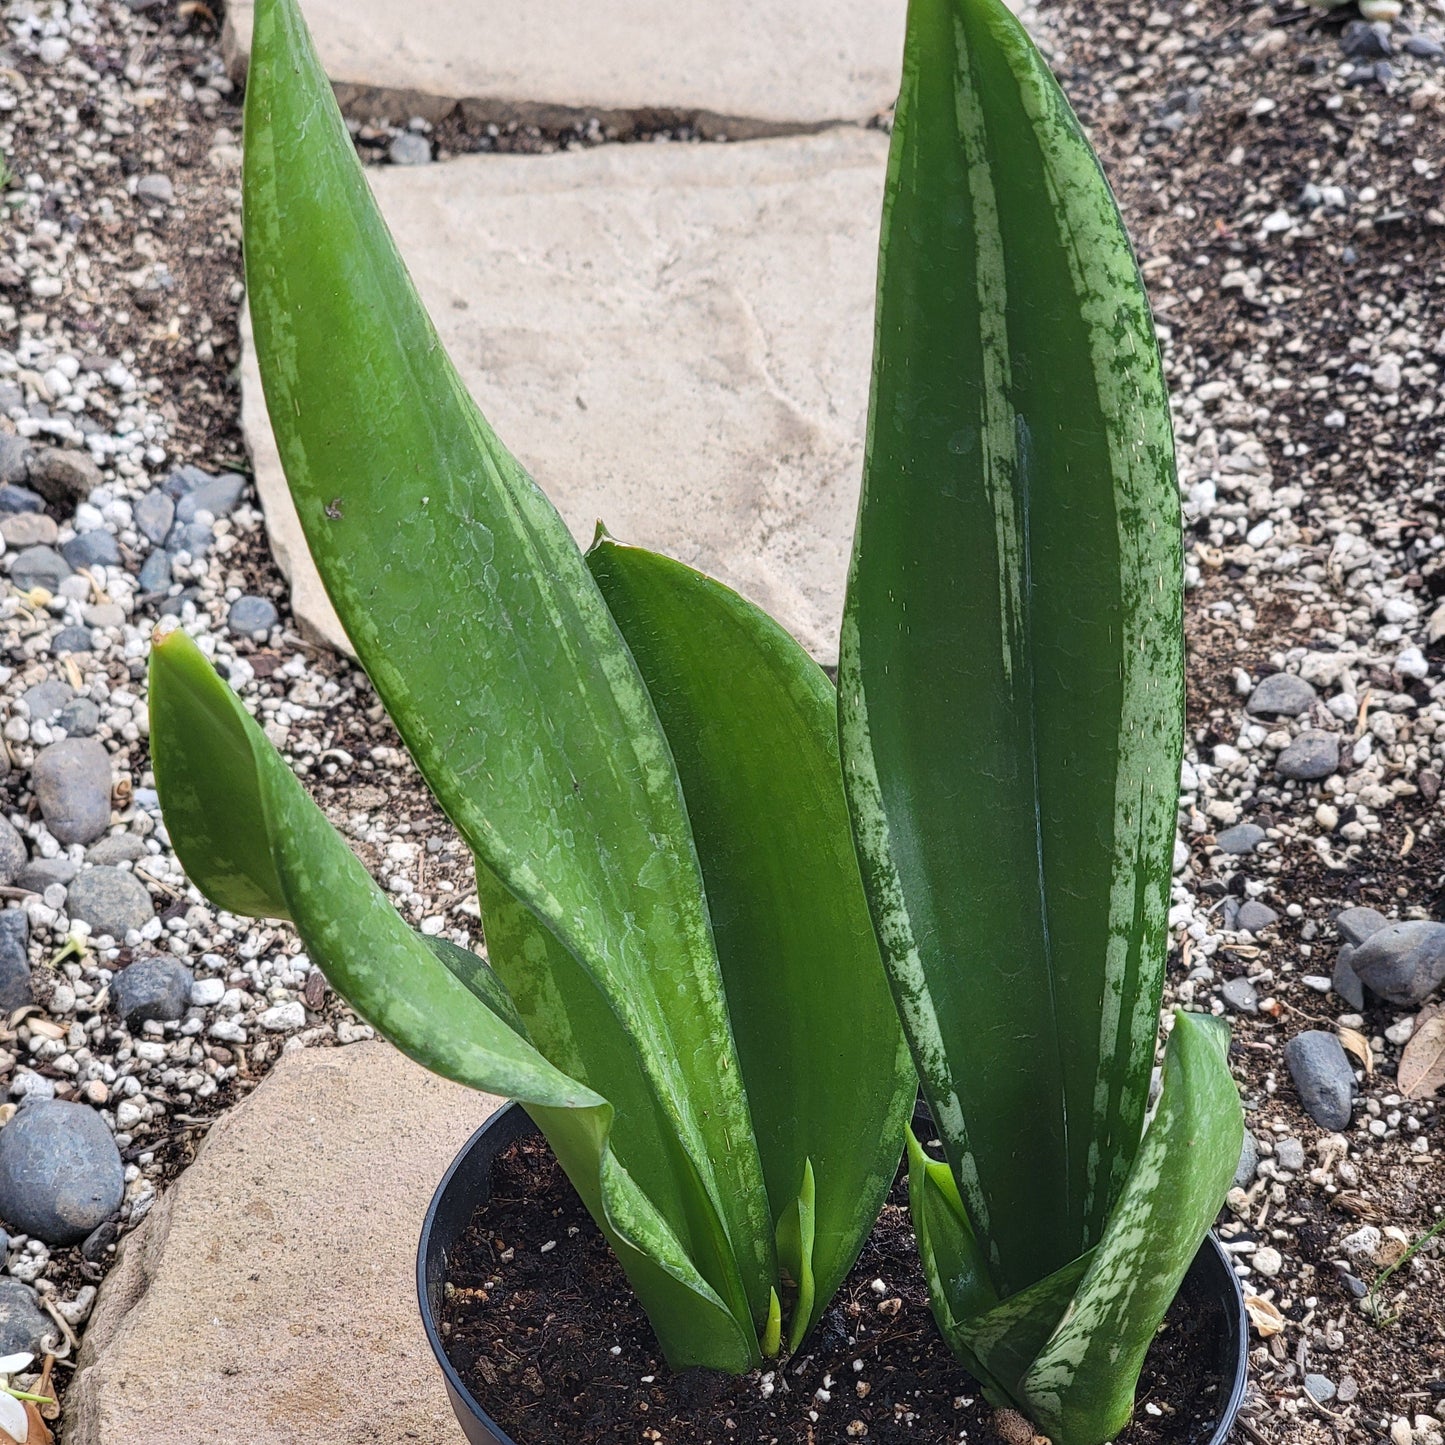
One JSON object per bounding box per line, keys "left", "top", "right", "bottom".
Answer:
{"left": 132, "top": 866, "right": 183, "bottom": 900}
{"left": 38, "top": 1296, "right": 78, "bottom": 1355}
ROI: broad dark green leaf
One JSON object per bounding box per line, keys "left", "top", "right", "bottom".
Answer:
{"left": 149, "top": 629, "right": 755, "bottom": 1371}
{"left": 243, "top": 0, "right": 772, "bottom": 1327}
{"left": 1018, "top": 1013, "right": 1243, "bottom": 1444}
{"left": 587, "top": 537, "right": 917, "bottom": 1346}
{"left": 839, "top": 0, "right": 1184, "bottom": 1296}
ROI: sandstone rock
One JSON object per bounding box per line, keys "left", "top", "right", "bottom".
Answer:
{"left": 67, "top": 1042, "right": 498, "bottom": 1445}
{"left": 241, "top": 131, "right": 889, "bottom": 662}
{"left": 223, "top": 0, "right": 908, "bottom": 133}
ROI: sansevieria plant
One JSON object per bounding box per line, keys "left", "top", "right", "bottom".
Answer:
{"left": 148, "top": 0, "right": 1244, "bottom": 1436}
{"left": 838, "top": 0, "right": 1244, "bottom": 1441}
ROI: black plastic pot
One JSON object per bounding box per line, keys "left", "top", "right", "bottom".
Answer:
{"left": 418, "top": 1102, "right": 1249, "bottom": 1445}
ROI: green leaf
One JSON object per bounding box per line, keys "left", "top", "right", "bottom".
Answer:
{"left": 587, "top": 537, "right": 917, "bottom": 1345}
{"left": 775, "top": 1159, "right": 817, "bottom": 1353}
{"left": 149, "top": 628, "right": 755, "bottom": 1372}
{"left": 839, "top": 0, "right": 1184, "bottom": 1296}
{"left": 243, "top": 0, "right": 773, "bottom": 1329}
{"left": 1017, "top": 1012, "right": 1244, "bottom": 1445}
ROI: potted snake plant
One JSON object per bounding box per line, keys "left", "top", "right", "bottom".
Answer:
{"left": 149, "top": 0, "right": 1248, "bottom": 1440}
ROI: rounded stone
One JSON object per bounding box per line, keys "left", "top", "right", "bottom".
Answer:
{"left": 58, "top": 697, "right": 101, "bottom": 736}
{"left": 21, "top": 680, "right": 74, "bottom": 723}
{"left": 28, "top": 447, "right": 101, "bottom": 507}
{"left": 1236, "top": 901, "right": 1279, "bottom": 934}
{"left": 31, "top": 738, "right": 112, "bottom": 846}
{"left": 388, "top": 132, "right": 432, "bottom": 166}
{"left": 0, "top": 1100, "right": 124, "bottom": 1245}
{"left": 1283, "top": 1030, "right": 1355, "bottom": 1131}
{"left": 1216, "top": 823, "right": 1266, "bottom": 856}
{"left": 61, "top": 529, "right": 121, "bottom": 571}
{"left": 227, "top": 595, "right": 279, "bottom": 637}
{"left": 133, "top": 491, "right": 175, "bottom": 546}
{"left": 1246, "top": 673, "right": 1317, "bottom": 718}
{"left": 1275, "top": 730, "right": 1341, "bottom": 782}
{"left": 65, "top": 867, "right": 155, "bottom": 940}
{"left": 0, "top": 912, "right": 31, "bottom": 1016}
{"left": 111, "top": 956, "right": 194, "bottom": 1030}
{"left": 9, "top": 545, "right": 72, "bottom": 594}
{"left": 0, "top": 819, "right": 24, "bottom": 889}
{"left": 0, "top": 1279, "right": 55, "bottom": 1358}
{"left": 1222, "top": 976, "right": 1258, "bottom": 1014}
{"left": 1348, "top": 920, "right": 1445, "bottom": 1006}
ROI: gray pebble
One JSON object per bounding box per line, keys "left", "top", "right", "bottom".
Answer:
{"left": 1404, "top": 34, "right": 1445, "bottom": 58}
{"left": 1216, "top": 823, "right": 1266, "bottom": 856}
{"left": 9, "top": 545, "right": 72, "bottom": 593}
{"left": 1222, "top": 976, "right": 1258, "bottom": 1014}
{"left": 133, "top": 491, "right": 174, "bottom": 546}
{"left": 58, "top": 697, "right": 101, "bottom": 736}
{"left": 86, "top": 834, "right": 146, "bottom": 866}
{"left": 0, "top": 436, "right": 31, "bottom": 487}
{"left": 159, "top": 586, "right": 201, "bottom": 618}
{"left": 0, "top": 1099, "right": 124, "bottom": 1245}
{"left": 81, "top": 1218, "right": 117, "bottom": 1262}
{"left": 111, "top": 956, "right": 195, "bottom": 1030}
{"left": 137, "top": 548, "right": 172, "bottom": 593}
{"left": 1284, "top": 1030, "right": 1355, "bottom": 1130}
{"left": 1236, "top": 901, "right": 1279, "bottom": 934}
{"left": 16, "top": 857, "right": 76, "bottom": 892}
{"left": 65, "top": 867, "right": 154, "bottom": 939}
{"left": 0, "top": 819, "right": 24, "bottom": 889}
{"left": 135, "top": 172, "right": 174, "bottom": 205}
{"left": 0, "top": 513, "right": 57, "bottom": 548}
{"left": 1233, "top": 1130, "right": 1259, "bottom": 1188}
{"left": 50, "top": 625, "right": 95, "bottom": 656}
{"left": 1275, "top": 730, "right": 1341, "bottom": 781}
{"left": 61, "top": 528, "right": 120, "bottom": 570}
{"left": 165, "top": 520, "right": 213, "bottom": 558}
{"left": 1336, "top": 906, "right": 1389, "bottom": 946}
{"left": 1341, "top": 18, "right": 1392, "bottom": 57}
{"left": 0, "top": 1279, "right": 55, "bottom": 1358}
{"left": 388, "top": 132, "right": 432, "bottom": 165}
{"left": 1333, "top": 953, "right": 1366, "bottom": 1011}
{"left": 1304, "top": 1374, "right": 1336, "bottom": 1404}
{"left": 1246, "top": 673, "right": 1317, "bottom": 718}
{"left": 227, "top": 595, "right": 279, "bottom": 637}
{"left": 20, "top": 680, "right": 73, "bottom": 723}
{"left": 31, "top": 737, "right": 112, "bottom": 845}
{"left": 1336, "top": 1375, "right": 1359, "bottom": 1403}
{"left": 174, "top": 471, "right": 245, "bottom": 523}
{"left": 0, "top": 912, "right": 31, "bottom": 1015}
{"left": 1348, "top": 920, "right": 1445, "bottom": 1005}
{"left": 0, "top": 485, "right": 44, "bottom": 515}
{"left": 27, "top": 446, "right": 100, "bottom": 507}
{"left": 1275, "top": 1136, "right": 1306, "bottom": 1172}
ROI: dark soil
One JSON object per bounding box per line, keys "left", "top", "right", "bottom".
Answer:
{"left": 438, "top": 1132, "right": 1236, "bottom": 1445}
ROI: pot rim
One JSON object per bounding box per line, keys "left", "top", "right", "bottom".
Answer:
{"left": 418, "top": 1100, "right": 1250, "bottom": 1445}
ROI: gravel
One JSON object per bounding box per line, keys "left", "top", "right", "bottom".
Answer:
{"left": 1215, "top": 822, "right": 1266, "bottom": 855}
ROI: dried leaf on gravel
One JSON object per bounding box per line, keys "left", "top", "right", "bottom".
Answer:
{"left": 1338, "top": 1026, "right": 1374, "bottom": 1077}
{"left": 1244, "top": 1294, "right": 1286, "bottom": 1338}
{"left": 1398, "top": 1005, "right": 1445, "bottom": 1100}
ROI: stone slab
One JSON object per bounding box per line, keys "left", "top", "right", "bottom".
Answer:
{"left": 242, "top": 129, "right": 890, "bottom": 663}
{"left": 66, "top": 1043, "right": 499, "bottom": 1445}
{"left": 224, "top": 0, "right": 907, "bottom": 133}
